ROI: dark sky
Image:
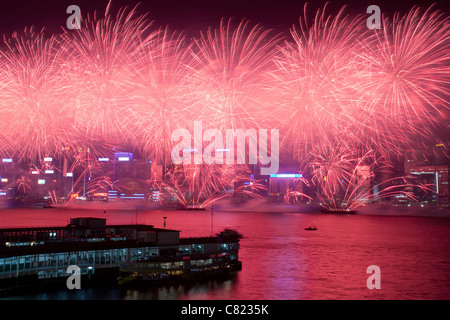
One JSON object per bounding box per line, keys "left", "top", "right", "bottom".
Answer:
{"left": 0, "top": 0, "right": 448, "bottom": 38}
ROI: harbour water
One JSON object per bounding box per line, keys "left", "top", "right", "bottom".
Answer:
{"left": 1, "top": 205, "right": 449, "bottom": 300}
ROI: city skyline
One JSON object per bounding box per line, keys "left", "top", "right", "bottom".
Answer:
{"left": 0, "top": 0, "right": 449, "bottom": 211}
{"left": 0, "top": 0, "right": 449, "bottom": 306}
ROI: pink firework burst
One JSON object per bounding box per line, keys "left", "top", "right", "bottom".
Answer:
{"left": 59, "top": 4, "right": 156, "bottom": 146}
{"left": 0, "top": 27, "right": 83, "bottom": 161}
{"left": 190, "top": 18, "right": 282, "bottom": 131}
{"left": 355, "top": 5, "right": 450, "bottom": 152}
{"left": 272, "top": 4, "right": 370, "bottom": 161}
{"left": 123, "top": 27, "right": 196, "bottom": 161}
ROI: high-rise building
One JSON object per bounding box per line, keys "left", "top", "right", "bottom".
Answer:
{"left": 268, "top": 173, "right": 304, "bottom": 203}
{"left": 404, "top": 145, "right": 449, "bottom": 206}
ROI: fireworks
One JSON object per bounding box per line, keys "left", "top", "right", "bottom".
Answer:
{"left": 148, "top": 163, "right": 266, "bottom": 208}
{"left": 58, "top": 4, "right": 156, "bottom": 147}
{"left": 272, "top": 4, "right": 370, "bottom": 159}
{"left": 274, "top": 3, "right": 449, "bottom": 160}
{"left": 354, "top": 5, "right": 450, "bottom": 153}
{"left": 308, "top": 145, "right": 434, "bottom": 210}
{"left": 190, "top": 18, "right": 282, "bottom": 131}
{"left": 0, "top": 27, "right": 80, "bottom": 161}
{"left": 0, "top": 3, "right": 448, "bottom": 207}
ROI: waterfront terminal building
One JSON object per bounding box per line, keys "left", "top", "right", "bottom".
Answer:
{"left": 0, "top": 218, "right": 241, "bottom": 293}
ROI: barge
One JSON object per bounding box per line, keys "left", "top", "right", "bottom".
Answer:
{"left": 0, "top": 217, "right": 241, "bottom": 295}
{"left": 320, "top": 208, "right": 357, "bottom": 214}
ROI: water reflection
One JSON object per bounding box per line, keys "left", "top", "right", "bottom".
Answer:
{"left": 1, "top": 207, "right": 450, "bottom": 299}
{"left": 122, "top": 278, "right": 236, "bottom": 300}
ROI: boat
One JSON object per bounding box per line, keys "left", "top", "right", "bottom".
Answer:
{"left": 176, "top": 204, "right": 206, "bottom": 211}
{"left": 321, "top": 208, "right": 357, "bottom": 214}
{"left": 305, "top": 222, "right": 317, "bottom": 231}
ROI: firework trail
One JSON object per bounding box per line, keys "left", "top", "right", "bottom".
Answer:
{"left": 309, "top": 144, "right": 434, "bottom": 210}
{"left": 149, "top": 163, "right": 266, "bottom": 208}
{"left": 354, "top": 5, "right": 450, "bottom": 153}
{"left": 123, "top": 27, "right": 196, "bottom": 160}
{"left": 16, "top": 175, "right": 32, "bottom": 193}
{"left": 190, "top": 18, "right": 282, "bottom": 131}
{"left": 273, "top": 4, "right": 450, "bottom": 161}
{"left": 59, "top": 4, "right": 155, "bottom": 147}
{"left": 0, "top": 27, "right": 83, "bottom": 161}
{"left": 272, "top": 4, "right": 370, "bottom": 161}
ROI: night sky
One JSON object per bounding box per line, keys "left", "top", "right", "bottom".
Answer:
{"left": 0, "top": 0, "right": 449, "bottom": 38}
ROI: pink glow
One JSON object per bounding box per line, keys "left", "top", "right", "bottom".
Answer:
{"left": 0, "top": 4, "right": 448, "bottom": 208}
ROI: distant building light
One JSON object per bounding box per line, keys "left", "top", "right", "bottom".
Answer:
{"left": 93, "top": 193, "right": 108, "bottom": 197}
{"left": 31, "top": 171, "right": 39, "bottom": 175}
{"left": 118, "top": 157, "right": 129, "bottom": 162}
{"left": 121, "top": 196, "right": 145, "bottom": 199}
{"left": 66, "top": 172, "right": 73, "bottom": 177}
{"left": 216, "top": 148, "right": 230, "bottom": 152}
{"left": 114, "top": 152, "right": 133, "bottom": 161}
{"left": 45, "top": 170, "right": 54, "bottom": 174}
{"left": 2, "top": 158, "right": 12, "bottom": 163}
{"left": 410, "top": 172, "right": 434, "bottom": 175}
{"left": 183, "top": 148, "right": 197, "bottom": 152}
{"left": 38, "top": 179, "right": 46, "bottom": 185}
{"left": 98, "top": 158, "right": 109, "bottom": 162}
{"left": 0, "top": 178, "right": 7, "bottom": 183}
{"left": 43, "top": 157, "right": 52, "bottom": 162}
{"left": 270, "top": 174, "right": 303, "bottom": 178}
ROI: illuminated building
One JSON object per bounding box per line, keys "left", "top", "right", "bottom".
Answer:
{"left": 404, "top": 146, "right": 449, "bottom": 206}
{"left": 268, "top": 173, "right": 305, "bottom": 203}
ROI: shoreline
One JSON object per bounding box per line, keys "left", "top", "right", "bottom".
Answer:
{"left": 1, "top": 200, "right": 449, "bottom": 219}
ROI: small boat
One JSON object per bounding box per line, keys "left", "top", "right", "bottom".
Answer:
{"left": 321, "top": 208, "right": 357, "bottom": 214}
{"left": 305, "top": 222, "right": 317, "bottom": 231}
{"left": 176, "top": 204, "right": 206, "bottom": 211}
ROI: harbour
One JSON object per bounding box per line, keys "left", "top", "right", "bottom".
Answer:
{"left": 1, "top": 206, "right": 449, "bottom": 299}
